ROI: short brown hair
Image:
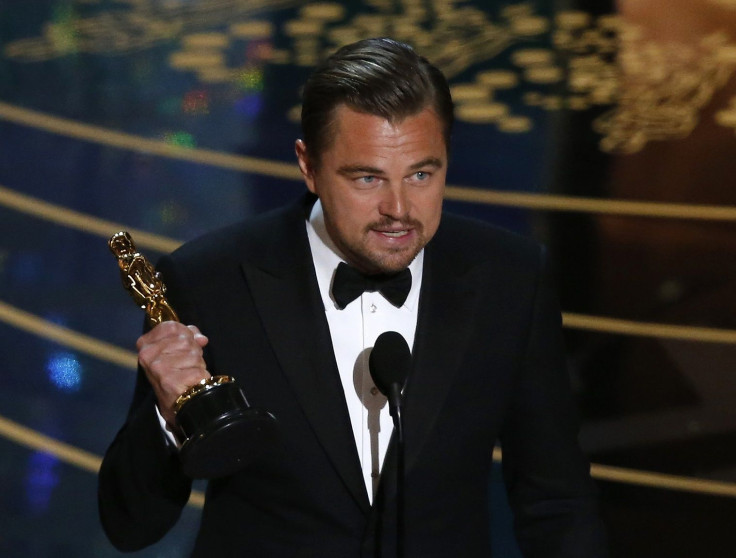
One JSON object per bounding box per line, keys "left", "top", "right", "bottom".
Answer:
{"left": 300, "top": 38, "right": 454, "bottom": 165}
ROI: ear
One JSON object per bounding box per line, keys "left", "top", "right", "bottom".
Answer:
{"left": 295, "top": 139, "right": 317, "bottom": 194}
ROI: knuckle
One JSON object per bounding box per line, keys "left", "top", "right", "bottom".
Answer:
{"left": 159, "top": 321, "right": 179, "bottom": 332}
{"left": 137, "top": 345, "right": 154, "bottom": 365}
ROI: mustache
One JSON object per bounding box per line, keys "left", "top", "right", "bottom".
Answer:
{"left": 367, "top": 217, "right": 423, "bottom": 230}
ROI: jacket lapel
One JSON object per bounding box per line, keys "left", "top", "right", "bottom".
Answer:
{"left": 240, "top": 197, "right": 371, "bottom": 514}
{"left": 377, "top": 223, "right": 491, "bottom": 502}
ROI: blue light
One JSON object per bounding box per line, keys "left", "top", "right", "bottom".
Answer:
{"left": 45, "top": 352, "right": 83, "bottom": 392}
{"left": 25, "top": 451, "right": 59, "bottom": 514}
{"left": 234, "top": 93, "right": 263, "bottom": 119}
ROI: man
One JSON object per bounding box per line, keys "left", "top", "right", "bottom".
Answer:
{"left": 98, "top": 38, "right": 607, "bottom": 557}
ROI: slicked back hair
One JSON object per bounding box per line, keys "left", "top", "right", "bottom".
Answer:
{"left": 300, "top": 37, "right": 454, "bottom": 166}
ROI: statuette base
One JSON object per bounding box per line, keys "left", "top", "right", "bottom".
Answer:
{"left": 177, "top": 382, "right": 277, "bottom": 479}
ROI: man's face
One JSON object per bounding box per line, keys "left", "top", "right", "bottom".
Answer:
{"left": 296, "top": 105, "right": 447, "bottom": 275}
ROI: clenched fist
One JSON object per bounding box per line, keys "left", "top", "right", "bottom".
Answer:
{"left": 136, "top": 321, "right": 210, "bottom": 427}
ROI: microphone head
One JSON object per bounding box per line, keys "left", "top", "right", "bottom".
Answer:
{"left": 369, "top": 331, "right": 411, "bottom": 396}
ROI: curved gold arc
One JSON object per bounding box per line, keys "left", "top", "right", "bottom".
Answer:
{"left": 0, "top": 414, "right": 204, "bottom": 509}
{"left": 0, "top": 101, "right": 302, "bottom": 181}
{"left": 2, "top": 101, "right": 736, "bottom": 221}
{"left": 491, "top": 447, "right": 736, "bottom": 499}
{"left": 0, "top": 414, "right": 102, "bottom": 473}
{"left": 589, "top": 463, "right": 736, "bottom": 498}
{"left": 0, "top": 184, "right": 180, "bottom": 254}
{"left": 444, "top": 186, "right": 736, "bottom": 221}
{"left": 563, "top": 313, "right": 736, "bottom": 344}
{"left": 0, "top": 299, "right": 139, "bottom": 370}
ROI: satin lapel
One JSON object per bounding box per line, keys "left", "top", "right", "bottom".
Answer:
{"left": 379, "top": 236, "right": 489, "bottom": 501}
{"left": 240, "top": 202, "right": 370, "bottom": 513}
{"left": 405, "top": 243, "right": 488, "bottom": 470}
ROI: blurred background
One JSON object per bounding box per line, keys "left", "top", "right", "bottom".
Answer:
{"left": 2, "top": 0, "right": 736, "bottom": 556}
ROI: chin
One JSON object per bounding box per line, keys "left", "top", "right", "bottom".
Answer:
{"left": 372, "top": 254, "right": 419, "bottom": 274}
{"left": 347, "top": 242, "right": 422, "bottom": 274}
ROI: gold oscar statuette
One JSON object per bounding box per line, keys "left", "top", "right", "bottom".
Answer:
{"left": 108, "top": 231, "right": 277, "bottom": 479}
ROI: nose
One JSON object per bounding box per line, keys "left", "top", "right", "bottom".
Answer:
{"left": 378, "top": 185, "right": 409, "bottom": 220}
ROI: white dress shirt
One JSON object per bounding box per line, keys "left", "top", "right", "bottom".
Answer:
{"left": 306, "top": 200, "right": 423, "bottom": 502}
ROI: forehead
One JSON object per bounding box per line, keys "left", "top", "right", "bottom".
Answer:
{"left": 324, "top": 105, "right": 447, "bottom": 162}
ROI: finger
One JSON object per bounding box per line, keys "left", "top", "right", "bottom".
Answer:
{"left": 157, "top": 332, "right": 204, "bottom": 356}
{"left": 187, "top": 325, "right": 209, "bottom": 347}
{"left": 144, "top": 342, "right": 208, "bottom": 374}
{"left": 136, "top": 321, "right": 189, "bottom": 350}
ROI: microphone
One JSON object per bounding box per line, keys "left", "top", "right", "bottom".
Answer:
{"left": 369, "top": 331, "right": 411, "bottom": 434}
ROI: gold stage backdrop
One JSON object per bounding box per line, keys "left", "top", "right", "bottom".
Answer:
{"left": 1, "top": 1, "right": 736, "bottom": 556}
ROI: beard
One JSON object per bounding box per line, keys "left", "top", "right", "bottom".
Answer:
{"left": 328, "top": 216, "right": 427, "bottom": 275}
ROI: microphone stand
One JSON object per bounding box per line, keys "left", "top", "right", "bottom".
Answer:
{"left": 369, "top": 331, "right": 411, "bottom": 558}
{"left": 388, "top": 384, "right": 404, "bottom": 558}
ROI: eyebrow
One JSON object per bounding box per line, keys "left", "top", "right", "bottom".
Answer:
{"left": 337, "top": 157, "right": 444, "bottom": 177}
{"left": 337, "top": 164, "right": 385, "bottom": 176}
{"left": 409, "top": 157, "right": 444, "bottom": 171}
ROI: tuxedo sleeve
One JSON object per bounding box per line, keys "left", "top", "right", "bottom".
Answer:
{"left": 500, "top": 246, "right": 608, "bottom": 558}
{"left": 98, "top": 255, "right": 194, "bottom": 551}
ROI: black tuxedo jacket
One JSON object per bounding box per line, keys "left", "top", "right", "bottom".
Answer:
{"left": 99, "top": 194, "right": 607, "bottom": 557}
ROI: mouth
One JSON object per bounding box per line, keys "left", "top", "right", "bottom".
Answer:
{"left": 371, "top": 220, "right": 418, "bottom": 237}
{"left": 378, "top": 230, "right": 410, "bottom": 238}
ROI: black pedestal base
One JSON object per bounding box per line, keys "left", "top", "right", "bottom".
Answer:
{"left": 176, "top": 382, "right": 277, "bottom": 479}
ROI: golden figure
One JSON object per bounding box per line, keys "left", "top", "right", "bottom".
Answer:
{"left": 108, "top": 231, "right": 179, "bottom": 326}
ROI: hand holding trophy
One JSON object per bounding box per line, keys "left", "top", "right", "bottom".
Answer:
{"left": 108, "top": 231, "right": 277, "bottom": 479}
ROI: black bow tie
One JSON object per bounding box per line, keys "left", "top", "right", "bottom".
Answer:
{"left": 331, "top": 262, "right": 412, "bottom": 310}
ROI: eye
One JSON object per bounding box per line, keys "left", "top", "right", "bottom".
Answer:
{"left": 358, "top": 175, "right": 377, "bottom": 184}
{"left": 415, "top": 171, "right": 428, "bottom": 180}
